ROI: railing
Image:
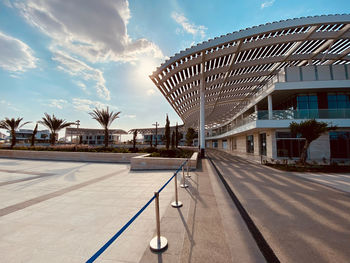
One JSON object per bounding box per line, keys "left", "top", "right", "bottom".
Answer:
{"left": 210, "top": 108, "right": 350, "bottom": 137}
{"left": 86, "top": 159, "right": 192, "bottom": 262}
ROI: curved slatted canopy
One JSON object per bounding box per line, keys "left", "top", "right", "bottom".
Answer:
{"left": 150, "top": 14, "right": 350, "bottom": 128}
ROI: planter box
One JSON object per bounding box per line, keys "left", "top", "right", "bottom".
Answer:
{"left": 0, "top": 150, "right": 143, "bottom": 163}
{"left": 130, "top": 152, "right": 198, "bottom": 170}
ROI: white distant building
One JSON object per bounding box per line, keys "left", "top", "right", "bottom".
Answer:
{"left": 65, "top": 128, "right": 127, "bottom": 145}
{"left": 129, "top": 125, "right": 186, "bottom": 146}
{"left": 8, "top": 129, "right": 51, "bottom": 143}
{"left": 0, "top": 132, "right": 6, "bottom": 141}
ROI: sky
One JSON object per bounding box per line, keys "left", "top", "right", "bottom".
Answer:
{"left": 0, "top": 0, "right": 349, "bottom": 138}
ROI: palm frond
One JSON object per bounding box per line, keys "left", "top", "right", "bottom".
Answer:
{"left": 89, "top": 107, "right": 121, "bottom": 129}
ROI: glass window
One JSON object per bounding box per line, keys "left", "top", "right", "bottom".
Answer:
{"left": 260, "top": 133, "right": 267, "bottom": 156}
{"left": 222, "top": 140, "right": 228, "bottom": 150}
{"left": 328, "top": 92, "right": 350, "bottom": 109}
{"left": 330, "top": 131, "right": 350, "bottom": 159}
{"left": 246, "top": 135, "right": 254, "bottom": 153}
{"left": 232, "top": 138, "right": 237, "bottom": 150}
{"left": 276, "top": 132, "right": 306, "bottom": 158}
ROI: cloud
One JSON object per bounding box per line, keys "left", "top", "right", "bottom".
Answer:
{"left": 75, "top": 81, "right": 90, "bottom": 94}
{"left": 47, "top": 99, "right": 67, "bottom": 109}
{"left": 261, "top": 0, "right": 275, "bottom": 8}
{"left": 171, "top": 12, "right": 207, "bottom": 38}
{"left": 72, "top": 98, "right": 118, "bottom": 112}
{"left": 0, "top": 31, "right": 37, "bottom": 72}
{"left": 124, "top": 114, "right": 136, "bottom": 119}
{"left": 52, "top": 50, "right": 110, "bottom": 100}
{"left": 147, "top": 89, "right": 156, "bottom": 96}
{"left": 15, "top": 0, "right": 164, "bottom": 63}
{"left": 0, "top": 99, "right": 20, "bottom": 111}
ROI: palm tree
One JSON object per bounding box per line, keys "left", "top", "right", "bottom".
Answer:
{"left": 38, "top": 113, "right": 74, "bottom": 145}
{"left": 89, "top": 107, "right": 121, "bottom": 147}
{"left": 31, "top": 123, "right": 38, "bottom": 147}
{"left": 0, "top": 117, "right": 30, "bottom": 148}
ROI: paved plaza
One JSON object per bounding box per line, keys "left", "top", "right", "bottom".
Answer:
{"left": 0, "top": 159, "right": 176, "bottom": 262}
{"left": 1, "top": 154, "right": 350, "bottom": 263}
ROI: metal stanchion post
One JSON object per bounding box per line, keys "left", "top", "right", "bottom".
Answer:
{"left": 171, "top": 173, "right": 183, "bottom": 208}
{"left": 180, "top": 164, "right": 189, "bottom": 188}
{"left": 186, "top": 159, "right": 191, "bottom": 178}
{"left": 150, "top": 192, "right": 168, "bottom": 251}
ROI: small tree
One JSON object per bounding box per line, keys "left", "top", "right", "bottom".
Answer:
{"left": 290, "top": 119, "right": 336, "bottom": 165}
{"left": 165, "top": 114, "right": 170, "bottom": 150}
{"left": 31, "top": 123, "right": 38, "bottom": 147}
{"left": 89, "top": 107, "right": 121, "bottom": 147}
{"left": 39, "top": 113, "right": 74, "bottom": 145}
{"left": 186, "top": 127, "right": 196, "bottom": 146}
{"left": 171, "top": 131, "right": 175, "bottom": 149}
{"left": 175, "top": 123, "right": 179, "bottom": 148}
{"left": 133, "top": 129, "right": 138, "bottom": 151}
{"left": 0, "top": 118, "right": 30, "bottom": 148}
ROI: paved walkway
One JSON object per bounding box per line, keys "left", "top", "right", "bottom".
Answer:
{"left": 207, "top": 149, "right": 350, "bottom": 263}
{"left": 0, "top": 158, "right": 175, "bottom": 263}
{"left": 140, "top": 158, "right": 264, "bottom": 263}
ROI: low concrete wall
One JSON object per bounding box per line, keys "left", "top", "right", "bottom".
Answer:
{"left": 130, "top": 152, "right": 199, "bottom": 170}
{"left": 0, "top": 150, "right": 143, "bottom": 163}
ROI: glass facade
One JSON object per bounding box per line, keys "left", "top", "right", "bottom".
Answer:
{"left": 330, "top": 131, "right": 350, "bottom": 159}
{"left": 328, "top": 93, "right": 350, "bottom": 109}
{"left": 259, "top": 133, "right": 267, "bottom": 156}
{"left": 276, "top": 132, "right": 306, "bottom": 158}
{"left": 222, "top": 140, "right": 228, "bottom": 150}
{"left": 246, "top": 135, "right": 254, "bottom": 153}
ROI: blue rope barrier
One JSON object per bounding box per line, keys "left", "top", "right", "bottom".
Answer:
{"left": 86, "top": 195, "right": 155, "bottom": 263}
{"left": 158, "top": 160, "right": 187, "bottom": 193}
{"left": 86, "top": 159, "right": 188, "bottom": 262}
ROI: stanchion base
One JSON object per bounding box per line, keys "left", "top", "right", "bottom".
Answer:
{"left": 171, "top": 201, "right": 183, "bottom": 208}
{"left": 180, "top": 184, "right": 189, "bottom": 188}
{"left": 186, "top": 174, "right": 191, "bottom": 178}
{"left": 150, "top": 236, "right": 168, "bottom": 251}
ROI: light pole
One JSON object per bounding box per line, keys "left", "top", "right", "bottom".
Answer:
{"left": 152, "top": 122, "right": 158, "bottom": 147}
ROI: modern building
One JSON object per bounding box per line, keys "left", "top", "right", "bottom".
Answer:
{"left": 65, "top": 128, "right": 127, "bottom": 145}
{"left": 0, "top": 132, "right": 7, "bottom": 142}
{"left": 129, "top": 125, "right": 186, "bottom": 146}
{"left": 6, "top": 129, "right": 51, "bottom": 144}
{"left": 150, "top": 14, "right": 350, "bottom": 162}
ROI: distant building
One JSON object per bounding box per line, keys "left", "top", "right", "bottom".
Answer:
{"left": 0, "top": 132, "right": 7, "bottom": 141}
{"left": 65, "top": 128, "right": 127, "bottom": 145}
{"left": 129, "top": 125, "right": 186, "bottom": 145}
{"left": 0, "top": 132, "right": 6, "bottom": 139}
{"left": 8, "top": 129, "right": 51, "bottom": 143}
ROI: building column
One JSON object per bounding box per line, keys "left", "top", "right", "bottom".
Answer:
{"left": 268, "top": 95, "right": 273, "bottom": 120}
{"left": 200, "top": 75, "right": 205, "bottom": 157}
{"left": 200, "top": 52, "right": 205, "bottom": 157}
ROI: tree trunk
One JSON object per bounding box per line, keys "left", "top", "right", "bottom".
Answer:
{"left": 50, "top": 133, "right": 55, "bottom": 145}
{"left": 104, "top": 129, "right": 109, "bottom": 148}
{"left": 11, "top": 130, "right": 16, "bottom": 148}
{"left": 31, "top": 134, "right": 35, "bottom": 147}
{"left": 300, "top": 140, "right": 310, "bottom": 165}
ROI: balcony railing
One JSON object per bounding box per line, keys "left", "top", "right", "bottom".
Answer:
{"left": 210, "top": 109, "right": 350, "bottom": 137}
